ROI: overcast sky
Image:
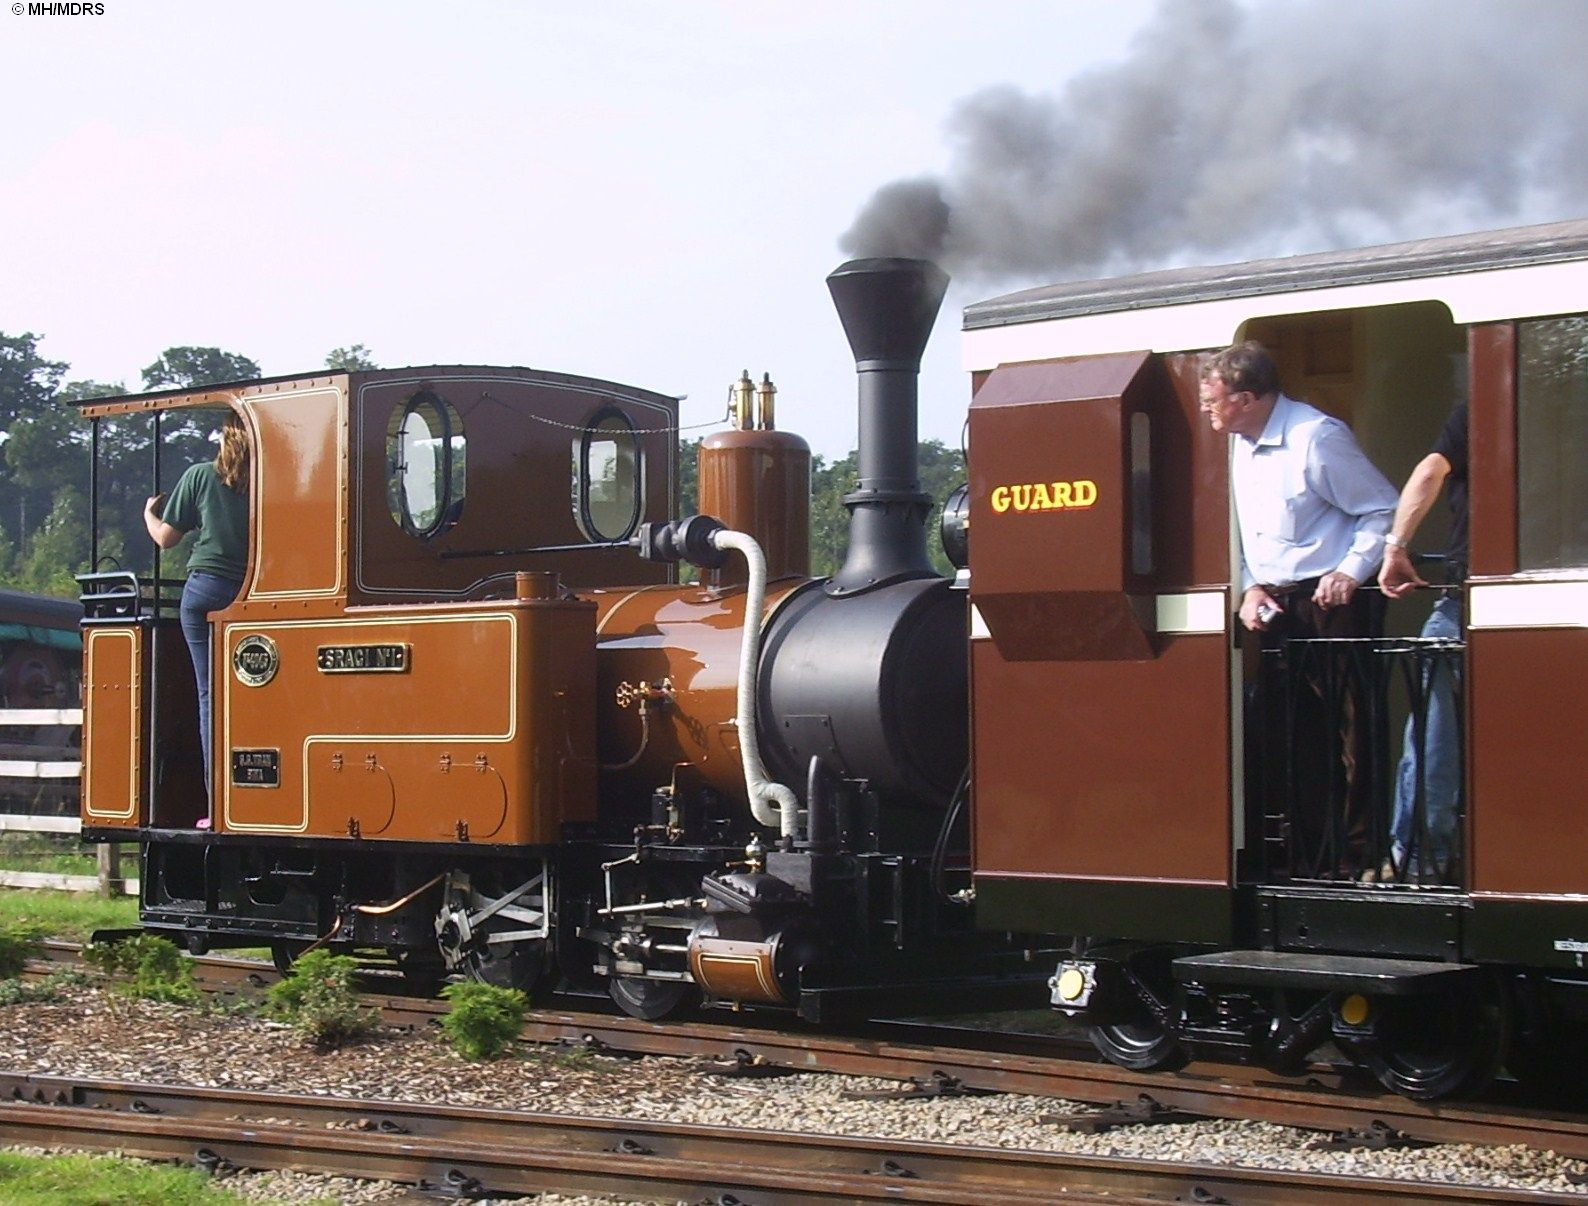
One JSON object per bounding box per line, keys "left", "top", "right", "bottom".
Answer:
{"left": 3, "top": 1, "right": 1583, "bottom": 459}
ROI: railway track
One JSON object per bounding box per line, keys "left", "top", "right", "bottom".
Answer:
{"left": 17, "top": 942, "right": 1588, "bottom": 1200}
{"left": 0, "top": 1071, "right": 1573, "bottom": 1204}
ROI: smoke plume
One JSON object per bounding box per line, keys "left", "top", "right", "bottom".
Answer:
{"left": 841, "top": 0, "right": 1588, "bottom": 284}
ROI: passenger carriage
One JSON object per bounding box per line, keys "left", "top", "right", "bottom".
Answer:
{"left": 964, "top": 219, "right": 1588, "bottom": 1097}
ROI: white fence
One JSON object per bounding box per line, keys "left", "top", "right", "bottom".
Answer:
{"left": 0, "top": 706, "right": 134, "bottom": 896}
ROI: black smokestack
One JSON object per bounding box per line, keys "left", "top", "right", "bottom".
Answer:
{"left": 841, "top": 0, "right": 1588, "bottom": 283}
{"left": 825, "top": 257, "right": 949, "bottom": 595}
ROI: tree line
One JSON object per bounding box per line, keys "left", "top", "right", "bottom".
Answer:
{"left": 0, "top": 333, "right": 963, "bottom": 598}
{"left": 676, "top": 438, "right": 965, "bottom": 580}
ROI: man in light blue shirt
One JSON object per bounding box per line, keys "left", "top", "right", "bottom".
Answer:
{"left": 1201, "top": 342, "right": 1397, "bottom": 879}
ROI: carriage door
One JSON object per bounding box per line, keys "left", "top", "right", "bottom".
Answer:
{"left": 1466, "top": 318, "right": 1588, "bottom": 909}
{"left": 968, "top": 351, "right": 1237, "bottom": 944}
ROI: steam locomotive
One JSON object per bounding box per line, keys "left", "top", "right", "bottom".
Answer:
{"left": 76, "top": 259, "right": 1034, "bottom": 1023}
{"left": 78, "top": 219, "right": 1588, "bottom": 1100}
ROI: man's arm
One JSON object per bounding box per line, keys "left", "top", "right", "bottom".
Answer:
{"left": 1378, "top": 452, "right": 1452, "bottom": 599}
{"left": 1308, "top": 423, "right": 1399, "bottom": 608}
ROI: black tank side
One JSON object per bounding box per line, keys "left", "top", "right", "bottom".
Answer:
{"left": 758, "top": 576, "right": 967, "bottom": 813}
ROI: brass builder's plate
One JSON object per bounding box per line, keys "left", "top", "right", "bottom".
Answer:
{"left": 232, "top": 748, "right": 280, "bottom": 788}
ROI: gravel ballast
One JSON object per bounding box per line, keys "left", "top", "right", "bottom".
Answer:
{"left": 1, "top": 990, "right": 1586, "bottom": 1202}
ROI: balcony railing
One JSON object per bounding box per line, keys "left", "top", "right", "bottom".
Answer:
{"left": 1252, "top": 634, "right": 1464, "bottom": 887}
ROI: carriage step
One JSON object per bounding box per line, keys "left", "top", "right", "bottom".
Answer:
{"left": 1173, "top": 950, "right": 1479, "bottom": 995}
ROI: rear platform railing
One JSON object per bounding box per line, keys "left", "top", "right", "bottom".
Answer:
{"left": 76, "top": 570, "right": 184, "bottom": 623}
{"left": 1254, "top": 635, "right": 1464, "bottom": 887}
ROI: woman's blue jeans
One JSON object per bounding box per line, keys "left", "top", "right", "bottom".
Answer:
{"left": 180, "top": 571, "right": 242, "bottom": 800}
{"left": 1390, "top": 594, "right": 1464, "bottom": 872}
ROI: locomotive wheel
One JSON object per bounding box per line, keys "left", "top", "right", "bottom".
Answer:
{"left": 1349, "top": 984, "right": 1508, "bottom": 1100}
{"left": 270, "top": 941, "right": 312, "bottom": 976}
{"left": 609, "top": 975, "right": 691, "bottom": 1021}
{"left": 436, "top": 869, "right": 552, "bottom": 994}
{"left": 464, "top": 937, "right": 546, "bottom": 991}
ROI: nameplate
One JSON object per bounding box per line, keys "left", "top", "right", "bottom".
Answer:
{"left": 316, "top": 644, "right": 410, "bottom": 673}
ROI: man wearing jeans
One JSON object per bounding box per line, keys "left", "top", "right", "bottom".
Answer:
{"left": 1379, "top": 404, "right": 1468, "bottom": 881}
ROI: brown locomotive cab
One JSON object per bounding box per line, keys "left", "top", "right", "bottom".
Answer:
{"left": 79, "top": 368, "right": 674, "bottom": 840}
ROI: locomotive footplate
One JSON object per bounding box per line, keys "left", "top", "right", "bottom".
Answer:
{"left": 793, "top": 966, "right": 1057, "bottom": 1024}
{"left": 1173, "top": 950, "right": 1480, "bottom": 995}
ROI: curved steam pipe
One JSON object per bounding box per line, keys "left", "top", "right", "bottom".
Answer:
{"left": 710, "top": 528, "right": 800, "bottom": 838}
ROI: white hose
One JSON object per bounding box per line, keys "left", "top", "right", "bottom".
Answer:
{"left": 710, "top": 529, "right": 800, "bottom": 839}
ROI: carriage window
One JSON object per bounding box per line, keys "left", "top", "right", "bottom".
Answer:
{"left": 386, "top": 392, "right": 465, "bottom": 539}
{"left": 1130, "top": 410, "right": 1153, "bottom": 577}
{"left": 574, "top": 408, "right": 641, "bottom": 542}
{"left": 1518, "top": 316, "right": 1588, "bottom": 570}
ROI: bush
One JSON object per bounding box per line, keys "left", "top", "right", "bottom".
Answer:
{"left": 439, "top": 981, "right": 528, "bottom": 1060}
{"left": 0, "top": 922, "right": 45, "bottom": 980}
{"left": 0, "top": 977, "right": 58, "bottom": 1006}
{"left": 82, "top": 935, "right": 198, "bottom": 1004}
{"left": 265, "top": 950, "right": 377, "bottom": 1051}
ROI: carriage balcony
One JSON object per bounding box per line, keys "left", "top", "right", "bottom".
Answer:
{"left": 1248, "top": 589, "right": 1465, "bottom": 889}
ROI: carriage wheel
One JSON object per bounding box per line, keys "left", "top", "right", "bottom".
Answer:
{"left": 1087, "top": 951, "right": 1188, "bottom": 1072}
{"left": 1089, "top": 1013, "right": 1189, "bottom": 1071}
{"left": 1348, "top": 982, "right": 1508, "bottom": 1100}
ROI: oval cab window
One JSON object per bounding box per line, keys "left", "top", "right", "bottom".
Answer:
{"left": 387, "top": 392, "right": 465, "bottom": 538}
{"left": 575, "top": 407, "right": 641, "bottom": 541}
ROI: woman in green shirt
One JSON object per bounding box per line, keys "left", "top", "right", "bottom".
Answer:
{"left": 143, "top": 414, "right": 250, "bottom": 803}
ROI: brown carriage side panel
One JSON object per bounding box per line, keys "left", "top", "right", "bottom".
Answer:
{"left": 1469, "top": 628, "right": 1588, "bottom": 896}
{"left": 971, "top": 633, "right": 1230, "bottom": 885}
{"left": 969, "top": 349, "right": 1233, "bottom": 905}
{"left": 1468, "top": 323, "right": 1517, "bottom": 577}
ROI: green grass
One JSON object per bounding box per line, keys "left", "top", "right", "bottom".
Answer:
{"left": 0, "top": 1149, "right": 326, "bottom": 1204}
{"left": 0, "top": 834, "right": 97, "bottom": 877}
{"left": 0, "top": 889, "right": 138, "bottom": 942}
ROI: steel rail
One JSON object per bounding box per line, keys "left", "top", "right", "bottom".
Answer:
{"left": 0, "top": 1072, "right": 1564, "bottom": 1205}
{"left": 36, "top": 944, "right": 1588, "bottom": 1162}
{"left": 357, "top": 995, "right": 1588, "bottom": 1163}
